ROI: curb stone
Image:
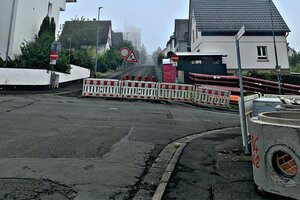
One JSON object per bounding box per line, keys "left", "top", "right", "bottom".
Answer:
{"left": 133, "top": 127, "right": 241, "bottom": 200}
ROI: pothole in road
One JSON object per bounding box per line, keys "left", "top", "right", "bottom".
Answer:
{"left": 0, "top": 178, "right": 77, "bottom": 200}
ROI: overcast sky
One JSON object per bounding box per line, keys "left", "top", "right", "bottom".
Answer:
{"left": 60, "top": 0, "right": 300, "bottom": 53}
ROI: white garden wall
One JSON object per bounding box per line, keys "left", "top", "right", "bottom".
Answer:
{"left": 0, "top": 65, "right": 90, "bottom": 86}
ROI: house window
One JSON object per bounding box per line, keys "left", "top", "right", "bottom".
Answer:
{"left": 257, "top": 46, "right": 268, "bottom": 60}
{"left": 48, "top": 3, "right": 53, "bottom": 17}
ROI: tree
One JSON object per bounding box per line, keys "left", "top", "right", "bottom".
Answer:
{"left": 38, "top": 16, "right": 55, "bottom": 38}
{"left": 152, "top": 47, "right": 163, "bottom": 65}
{"left": 157, "top": 52, "right": 165, "bottom": 67}
{"left": 0, "top": 55, "right": 4, "bottom": 67}
{"left": 70, "top": 49, "right": 94, "bottom": 69}
{"left": 140, "top": 44, "right": 147, "bottom": 65}
{"left": 17, "top": 16, "right": 69, "bottom": 72}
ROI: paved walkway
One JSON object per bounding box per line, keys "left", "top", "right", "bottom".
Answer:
{"left": 162, "top": 128, "right": 293, "bottom": 200}
{"left": 163, "top": 128, "right": 257, "bottom": 199}
{"left": 133, "top": 127, "right": 294, "bottom": 200}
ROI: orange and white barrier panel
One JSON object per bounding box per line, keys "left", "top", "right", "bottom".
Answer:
{"left": 194, "top": 86, "right": 231, "bottom": 107}
{"left": 158, "top": 83, "right": 194, "bottom": 102}
{"left": 82, "top": 79, "right": 120, "bottom": 97}
{"left": 121, "top": 81, "right": 158, "bottom": 99}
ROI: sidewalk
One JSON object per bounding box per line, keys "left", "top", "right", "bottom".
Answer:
{"left": 162, "top": 128, "right": 293, "bottom": 200}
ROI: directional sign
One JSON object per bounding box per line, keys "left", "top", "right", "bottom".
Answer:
{"left": 50, "top": 41, "right": 62, "bottom": 52}
{"left": 126, "top": 51, "right": 138, "bottom": 63}
{"left": 236, "top": 25, "right": 246, "bottom": 41}
{"left": 50, "top": 51, "right": 59, "bottom": 61}
{"left": 120, "top": 47, "right": 130, "bottom": 58}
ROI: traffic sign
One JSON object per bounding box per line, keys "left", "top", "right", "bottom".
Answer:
{"left": 50, "top": 51, "right": 59, "bottom": 61}
{"left": 50, "top": 60, "right": 57, "bottom": 65}
{"left": 126, "top": 51, "right": 138, "bottom": 63}
{"left": 236, "top": 25, "right": 246, "bottom": 41}
{"left": 171, "top": 54, "right": 179, "bottom": 62}
{"left": 50, "top": 41, "right": 62, "bottom": 52}
{"left": 120, "top": 48, "right": 130, "bottom": 58}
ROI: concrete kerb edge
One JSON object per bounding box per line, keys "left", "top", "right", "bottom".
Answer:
{"left": 150, "top": 126, "right": 241, "bottom": 200}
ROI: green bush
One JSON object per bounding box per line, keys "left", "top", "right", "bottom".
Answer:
{"left": 0, "top": 56, "right": 4, "bottom": 67}
{"left": 71, "top": 49, "right": 94, "bottom": 69}
{"left": 244, "top": 70, "right": 277, "bottom": 81}
{"left": 16, "top": 16, "right": 70, "bottom": 73}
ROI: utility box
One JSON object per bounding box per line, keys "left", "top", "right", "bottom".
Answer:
{"left": 250, "top": 112, "right": 300, "bottom": 199}
{"left": 162, "top": 59, "right": 176, "bottom": 83}
{"left": 253, "top": 98, "right": 281, "bottom": 117}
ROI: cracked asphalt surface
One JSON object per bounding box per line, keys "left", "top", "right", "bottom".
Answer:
{"left": 0, "top": 66, "right": 241, "bottom": 199}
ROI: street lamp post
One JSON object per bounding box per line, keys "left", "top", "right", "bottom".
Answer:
{"left": 269, "top": 0, "right": 282, "bottom": 94}
{"left": 68, "top": 37, "right": 72, "bottom": 64}
{"left": 5, "top": 0, "right": 16, "bottom": 67}
{"left": 94, "top": 6, "right": 103, "bottom": 77}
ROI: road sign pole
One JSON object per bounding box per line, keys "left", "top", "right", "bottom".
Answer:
{"left": 235, "top": 27, "right": 250, "bottom": 155}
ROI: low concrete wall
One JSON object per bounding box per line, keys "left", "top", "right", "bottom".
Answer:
{"left": 57, "top": 65, "right": 90, "bottom": 83}
{"left": 0, "top": 65, "right": 90, "bottom": 86}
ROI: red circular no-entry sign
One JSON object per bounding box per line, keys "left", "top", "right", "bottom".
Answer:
{"left": 171, "top": 54, "right": 179, "bottom": 62}
{"left": 120, "top": 48, "right": 130, "bottom": 58}
{"left": 50, "top": 51, "right": 59, "bottom": 61}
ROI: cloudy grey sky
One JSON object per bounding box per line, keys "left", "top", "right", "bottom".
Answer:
{"left": 60, "top": 0, "right": 299, "bottom": 53}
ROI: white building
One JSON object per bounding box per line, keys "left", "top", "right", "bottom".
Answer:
{"left": 0, "top": 0, "right": 76, "bottom": 61}
{"left": 189, "top": 0, "right": 290, "bottom": 74}
{"left": 124, "top": 26, "right": 141, "bottom": 52}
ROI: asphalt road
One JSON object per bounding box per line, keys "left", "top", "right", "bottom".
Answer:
{"left": 0, "top": 93, "right": 240, "bottom": 200}
{"left": 114, "top": 65, "right": 156, "bottom": 80}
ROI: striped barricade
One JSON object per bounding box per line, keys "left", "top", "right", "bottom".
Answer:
{"left": 194, "top": 86, "right": 231, "bottom": 107}
{"left": 158, "top": 83, "right": 194, "bottom": 102}
{"left": 82, "top": 78, "right": 120, "bottom": 97}
{"left": 121, "top": 81, "right": 158, "bottom": 99}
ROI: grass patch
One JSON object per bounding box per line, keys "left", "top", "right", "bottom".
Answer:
{"left": 290, "top": 63, "right": 300, "bottom": 73}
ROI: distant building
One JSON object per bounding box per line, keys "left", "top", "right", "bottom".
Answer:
{"left": 60, "top": 20, "right": 112, "bottom": 54}
{"left": 112, "top": 32, "right": 124, "bottom": 47}
{"left": 166, "top": 35, "right": 175, "bottom": 53}
{"left": 288, "top": 45, "right": 296, "bottom": 57}
{"left": 189, "top": 0, "right": 291, "bottom": 74}
{"left": 165, "top": 19, "right": 189, "bottom": 54}
{"left": 0, "top": 0, "right": 76, "bottom": 60}
{"left": 124, "top": 26, "right": 141, "bottom": 52}
{"left": 174, "top": 19, "right": 189, "bottom": 52}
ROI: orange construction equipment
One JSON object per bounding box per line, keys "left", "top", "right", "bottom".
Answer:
{"left": 230, "top": 95, "right": 240, "bottom": 104}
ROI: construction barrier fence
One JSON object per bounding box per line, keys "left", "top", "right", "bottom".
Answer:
{"left": 158, "top": 83, "right": 195, "bottom": 102}
{"left": 121, "top": 81, "right": 158, "bottom": 99}
{"left": 194, "top": 86, "right": 231, "bottom": 107}
{"left": 82, "top": 78, "right": 231, "bottom": 108}
{"left": 82, "top": 79, "right": 120, "bottom": 97}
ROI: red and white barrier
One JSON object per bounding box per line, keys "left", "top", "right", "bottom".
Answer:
{"left": 194, "top": 86, "right": 231, "bottom": 107}
{"left": 158, "top": 83, "right": 194, "bottom": 102}
{"left": 121, "top": 81, "right": 158, "bottom": 99}
{"left": 82, "top": 79, "right": 120, "bottom": 97}
{"left": 82, "top": 78, "right": 231, "bottom": 108}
